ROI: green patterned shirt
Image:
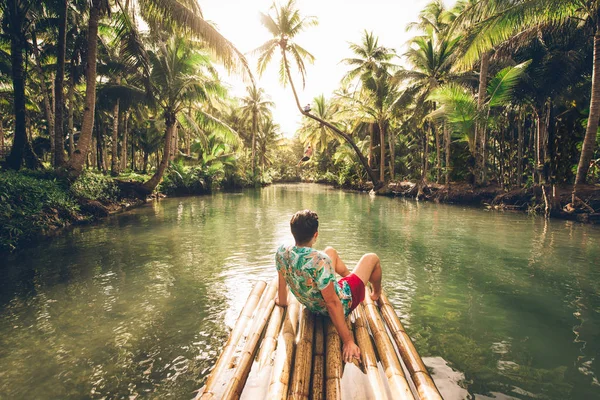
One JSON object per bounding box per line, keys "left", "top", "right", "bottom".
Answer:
{"left": 275, "top": 245, "right": 353, "bottom": 316}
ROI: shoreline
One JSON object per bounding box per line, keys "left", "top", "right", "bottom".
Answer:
{"left": 330, "top": 180, "right": 600, "bottom": 225}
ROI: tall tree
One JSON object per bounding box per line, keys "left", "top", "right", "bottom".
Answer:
{"left": 1, "top": 0, "right": 43, "bottom": 170}
{"left": 240, "top": 86, "right": 273, "bottom": 179}
{"left": 254, "top": 0, "right": 382, "bottom": 189}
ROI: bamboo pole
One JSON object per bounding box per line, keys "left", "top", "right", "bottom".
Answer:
{"left": 257, "top": 299, "right": 286, "bottom": 371}
{"left": 311, "top": 316, "right": 325, "bottom": 400}
{"left": 267, "top": 296, "right": 301, "bottom": 398}
{"left": 363, "top": 287, "right": 415, "bottom": 400}
{"left": 352, "top": 305, "right": 388, "bottom": 400}
{"left": 200, "top": 281, "right": 267, "bottom": 397}
{"left": 325, "top": 319, "right": 343, "bottom": 400}
{"left": 220, "top": 277, "right": 279, "bottom": 399}
{"left": 288, "top": 307, "right": 315, "bottom": 399}
{"left": 378, "top": 292, "right": 443, "bottom": 400}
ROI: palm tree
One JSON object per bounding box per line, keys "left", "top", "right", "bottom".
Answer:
{"left": 66, "top": 0, "right": 253, "bottom": 178}
{"left": 256, "top": 116, "right": 282, "bottom": 173}
{"left": 142, "top": 37, "right": 226, "bottom": 192}
{"left": 239, "top": 86, "right": 274, "bottom": 179}
{"left": 450, "top": 0, "right": 599, "bottom": 198}
{"left": 341, "top": 30, "right": 396, "bottom": 171}
{"left": 254, "top": 0, "right": 382, "bottom": 189}
{"left": 428, "top": 61, "right": 531, "bottom": 180}
{"left": 1, "top": 0, "right": 43, "bottom": 170}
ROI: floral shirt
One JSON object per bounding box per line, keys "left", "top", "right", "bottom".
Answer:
{"left": 275, "top": 245, "right": 353, "bottom": 316}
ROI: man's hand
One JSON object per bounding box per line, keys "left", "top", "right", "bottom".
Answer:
{"left": 342, "top": 340, "right": 361, "bottom": 364}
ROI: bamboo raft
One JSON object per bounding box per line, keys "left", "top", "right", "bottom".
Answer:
{"left": 196, "top": 278, "right": 443, "bottom": 400}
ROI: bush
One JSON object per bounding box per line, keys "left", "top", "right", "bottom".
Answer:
{"left": 71, "top": 170, "right": 120, "bottom": 202}
{"left": 160, "top": 163, "right": 210, "bottom": 196}
{"left": 0, "top": 170, "right": 80, "bottom": 252}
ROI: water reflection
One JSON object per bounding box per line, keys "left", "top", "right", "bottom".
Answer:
{"left": 0, "top": 183, "right": 599, "bottom": 399}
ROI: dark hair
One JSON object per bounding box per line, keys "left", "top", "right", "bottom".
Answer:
{"left": 290, "top": 210, "right": 319, "bottom": 244}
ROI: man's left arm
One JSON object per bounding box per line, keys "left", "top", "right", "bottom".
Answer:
{"left": 276, "top": 270, "right": 288, "bottom": 307}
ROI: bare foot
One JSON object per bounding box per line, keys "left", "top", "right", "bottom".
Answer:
{"left": 370, "top": 291, "right": 381, "bottom": 302}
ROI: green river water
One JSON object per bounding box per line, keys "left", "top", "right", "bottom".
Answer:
{"left": 0, "top": 183, "right": 599, "bottom": 399}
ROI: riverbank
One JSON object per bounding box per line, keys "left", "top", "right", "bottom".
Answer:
{"left": 335, "top": 180, "right": 600, "bottom": 224}
{"left": 0, "top": 170, "right": 147, "bottom": 253}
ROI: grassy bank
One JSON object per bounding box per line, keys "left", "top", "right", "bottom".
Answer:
{"left": 0, "top": 170, "right": 147, "bottom": 253}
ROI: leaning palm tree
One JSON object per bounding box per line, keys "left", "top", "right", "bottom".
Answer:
{"left": 239, "top": 86, "right": 274, "bottom": 178}
{"left": 142, "top": 37, "right": 226, "bottom": 192}
{"left": 253, "top": 0, "right": 382, "bottom": 188}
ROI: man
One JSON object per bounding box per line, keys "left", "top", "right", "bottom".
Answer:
{"left": 297, "top": 144, "right": 312, "bottom": 166}
{"left": 275, "top": 209, "right": 383, "bottom": 364}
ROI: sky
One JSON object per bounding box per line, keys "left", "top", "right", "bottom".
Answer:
{"left": 200, "top": 0, "right": 457, "bottom": 137}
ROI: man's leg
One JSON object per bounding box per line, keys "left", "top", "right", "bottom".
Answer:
{"left": 352, "top": 253, "right": 382, "bottom": 301}
{"left": 324, "top": 247, "right": 350, "bottom": 277}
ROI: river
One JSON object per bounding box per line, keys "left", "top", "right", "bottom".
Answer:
{"left": 0, "top": 183, "right": 599, "bottom": 399}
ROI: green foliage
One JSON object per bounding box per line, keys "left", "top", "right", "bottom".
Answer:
{"left": 71, "top": 171, "right": 120, "bottom": 202}
{"left": 0, "top": 171, "right": 79, "bottom": 252}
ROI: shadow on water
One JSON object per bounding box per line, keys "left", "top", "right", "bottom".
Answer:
{"left": 0, "top": 183, "right": 599, "bottom": 399}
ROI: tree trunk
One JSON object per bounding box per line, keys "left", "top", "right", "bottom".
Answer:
{"left": 0, "top": 119, "right": 4, "bottom": 149}
{"left": 574, "top": 20, "right": 600, "bottom": 198}
{"left": 444, "top": 122, "right": 450, "bottom": 185}
{"left": 475, "top": 51, "right": 491, "bottom": 185}
{"left": 369, "top": 123, "right": 375, "bottom": 168}
{"left": 379, "top": 120, "right": 385, "bottom": 182}
{"left": 171, "top": 123, "right": 178, "bottom": 160}
{"left": 143, "top": 152, "right": 149, "bottom": 173}
{"left": 67, "top": 68, "right": 76, "bottom": 157}
{"left": 387, "top": 124, "right": 395, "bottom": 181}
{"left": 435, "top": 124, "right": 441, "bottom": 183}
{"left": 422, "top": 127, "right": 430, "bottom": 182}
{"left": 66, "top": 0, "right": 101, "bottom": 177}
{"left": 144, "top": 113, "right": 175, "bottom": 191}
{"left": 54, "top": 0, "right": 68, "bottom": 167}
{"left": 111, "top": 99, "right": 120, "bottom": 175}
{"left": 252, "top": 110, "right": 257, "bottom": 179}
{"left": 279, "top": 44, "right": 382, "bottom": 189}
{"left": 31, "top": 30, "right": 57, "bottom": 165}
{"left": 91, "top": 134, "right": 97, "bottom": 170}
{"left": 517, "top": 112, "right": 524, "bottom": 187}
{"left": 121, "top": 112, "right": 128, "bottom": 171}
{"left": 6, "top": 2, "right": 42, "bottom": 170}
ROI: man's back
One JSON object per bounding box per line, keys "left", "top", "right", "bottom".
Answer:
{"left": 275, "top": 244, "right": 352, "bottom": 315}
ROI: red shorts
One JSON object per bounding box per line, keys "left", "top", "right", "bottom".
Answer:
{"left": 338, "top": 273, "right": 365, "bottom": 313}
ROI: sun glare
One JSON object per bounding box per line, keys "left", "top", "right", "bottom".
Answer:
{"left": 200, "top": 0, "right": 457, "bottom": 138}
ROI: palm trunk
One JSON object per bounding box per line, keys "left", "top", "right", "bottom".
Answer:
{"left": 111, "top": 99, "right": 120, "bottom": 175}
{"left": 444, "top": 122, "right": 450, "bottom": 185}
{"left": 517, "top": 113, "right": 524, "bottom": 187}
{"left": 66, "top": 0, "right": 101, "bottom": 177}
{"left": 369, "top": 123, "right": 375, "bottom": 168}
{"left": 476, "top": 51, "right": 491, "bottom": 185}
{"left": 6, "top": 3, "right": 41, "bottom": 170}
{"left": 143, "top": 152, "right": 149, "bottom": 173}
{"left": 574, "top": 20, "right": 600, "bottom": 198}
{"left": 31, "top": 30, "right": 56, "bottom": 165}
{"left": 280, "top": 44, "right": 382, "bottom": 189}
{"left": 91, "top": 134, "right": 97, "bottom": 170}
{"left": 0, "top": 119, "right": 4, "bottom": 149}
{"left": 144, "top": 113, "right": 175, "bottom": 191}
{"left": 379, "top": 120, "right": 385, "bottom": 182}
{"left": 54, "top": 0, "right": 68, "bottom": 167}
{"left": 67, "top": 68, "right": 76, "bottom": 157}
{"left": 422, "top": 127, "right": 430, "bottom": 182}
{"left": 121, "top": 112, "right": 128, "bottom": 171}
{"left": 252, "top": 111, "right": 257, "bottom": 179}
{"left": 387, "top": 124, "right": 395, "bottom": 181}
{"left": 435, "top": 124, "right": 441, "bottom": 183}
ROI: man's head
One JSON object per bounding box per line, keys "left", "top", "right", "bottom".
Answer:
{"left": 290, "top": 209, "right": 319, "bottom": 246}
